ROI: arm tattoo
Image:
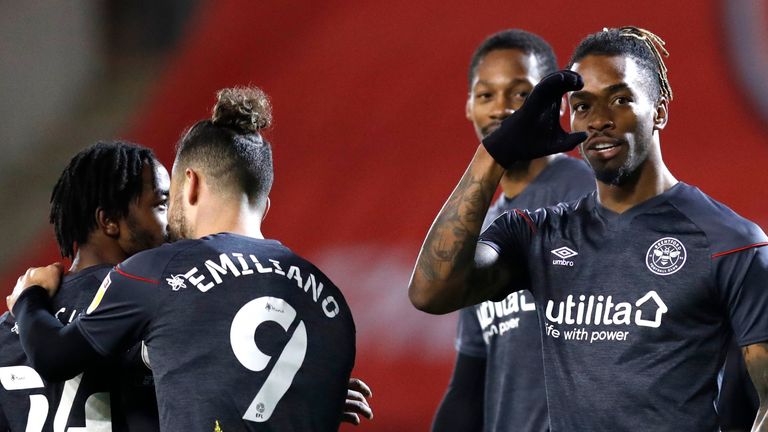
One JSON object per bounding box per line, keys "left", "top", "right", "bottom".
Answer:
{"left": 417, "top": 172, "right": 495, "bottom": 283}
{"left": 743, "top": 343, "right": 768, "bottom": 431}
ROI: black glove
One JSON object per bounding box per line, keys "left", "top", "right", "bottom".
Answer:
{"left": 482, "top": 70, "right": 588, "bottom": 168}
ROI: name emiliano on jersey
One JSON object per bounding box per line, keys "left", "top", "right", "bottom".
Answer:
{"left": 173, "top": 253, "right": 341, "bottom": 319}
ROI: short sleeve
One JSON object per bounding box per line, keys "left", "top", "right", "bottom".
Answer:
{"left": 478, "top": 209, "right": 538, "bottom": 259}
{"left": 478, "top": 208, "right": 541, "bottom": 297}
{"left": 455, "top": 307, "right": 486, "bottom": 358}
{"left": 716, "top": 245, "right": 768, "bottom": 346}
{"left": 76, "top": 266, "right": 164, "bottom": 356}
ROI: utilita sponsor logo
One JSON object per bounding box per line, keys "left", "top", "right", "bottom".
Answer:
{"left": 545, "top": 291, "right": 668, "bottom": 328}
{"left": 551, "top": 246, "right": 578, "bottom": 266}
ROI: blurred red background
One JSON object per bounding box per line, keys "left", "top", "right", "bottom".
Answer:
{"left": 3, "top": 1, "right": 767, "bottom": 430}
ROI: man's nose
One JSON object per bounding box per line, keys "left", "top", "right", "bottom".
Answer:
{"left": 588, "top": 107, "right": 615, "bottom": 132}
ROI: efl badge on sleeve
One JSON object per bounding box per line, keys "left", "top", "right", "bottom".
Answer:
{"left": 86, "top": 274, "right": 111, "bottom": 314}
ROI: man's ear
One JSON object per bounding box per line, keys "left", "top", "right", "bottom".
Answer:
{"left": 96, "top": 208, "right": 120, "bottom": 237}
{"left": 465, "top": 95, "right": 473, "bottom": 122}
{"left": 262, "top": 197, "right": 271, "bottom": 222}
{"left": 185, "top": 168, "right": 200, "bottom": 206}
{"left": 653, "top": 97, "right": 669, "bottom": 131}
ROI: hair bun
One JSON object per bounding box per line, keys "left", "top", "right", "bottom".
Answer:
{"left": 211, "top": 86, "right": 272, "bottom": 133}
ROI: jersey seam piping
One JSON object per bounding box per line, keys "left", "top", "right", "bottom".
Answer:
{"left": 711, "top": 242, "right": 768, "bottom": 259}
{"left": 667, "top": 199, "right": 719, "bottom": 302}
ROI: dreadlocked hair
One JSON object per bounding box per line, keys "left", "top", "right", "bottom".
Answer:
{"left": 175, "top": 86, "right": 274, "bottom": 205}
{"left": 49, "top": 141, "right": 157, "bottom": 258}
{"left": 568, "top": 26, "right": 673, "bottom": 101}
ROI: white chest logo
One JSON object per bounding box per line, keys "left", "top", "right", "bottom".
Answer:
{"left": 646, "top": 237, "right": 687, "bottom": 275}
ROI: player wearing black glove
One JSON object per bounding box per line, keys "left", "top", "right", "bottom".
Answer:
{"left": 409, "top": 70, "right": 586, "bottom": 314}
{"left": 482, "top": 70, "right": 587, "bottom": 168}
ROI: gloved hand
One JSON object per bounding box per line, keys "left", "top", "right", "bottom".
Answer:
{"left": 482, "top": 70, "right": 588, "bottom": 168}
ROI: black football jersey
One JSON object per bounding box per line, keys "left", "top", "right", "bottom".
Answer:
{"left": 0, "top": 265, "right": 158, "bottom": 431}
{"left": 76, "top": 233, "right": 356, "bottom": 431}
{"left": 456, "top": 155, "right": 594, "bottom": 432}
{"left": 480, "top": 182, "right": 768, "bottom": 431}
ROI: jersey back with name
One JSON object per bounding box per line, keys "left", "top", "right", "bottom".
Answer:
{"left": 479, "top": 183, "right": 768, "bottom": 431}
{"left": 0, "top": 265, "right": 158, "bottom": 432}
{"left": 77, "top": 233, "right": 356, "bottom": 431}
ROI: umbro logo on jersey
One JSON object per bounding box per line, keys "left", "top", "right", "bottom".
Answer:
{"left": 551, "top": 246, "right": 578, "bottom": 266}
{"left": 646, "top": 237, "right": 687, "bottom": 276}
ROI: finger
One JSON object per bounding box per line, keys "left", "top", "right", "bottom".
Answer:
{"left": 558, "top": 131, "right": 589, "bottom": 152}
{"left": 340, "top": 412, "right": 361, "bottom": 425}
{"left": 345, "top": 399, "right": 374, "bottom": 419}
{"left": 559, "top": 70, "right": 584, "bottom": 90}
{"left": 348, "top": 378, "right": 372, "bottom": 397}
{"left": 6, "top": 295, "right": 12, "bottom": 314}
{"left": 346, "top": 390, "right": 370, "bottom": 405}
{"left": 525, "top": 71, "right": 584, "bottom": 113}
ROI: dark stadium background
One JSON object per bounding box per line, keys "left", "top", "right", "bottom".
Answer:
{"left": 1, "top": 1, "right": 766, "bottom": 430}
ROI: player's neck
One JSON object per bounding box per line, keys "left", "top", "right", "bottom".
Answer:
{"left": 193, "top": 198, "right": 265, "bottom": 240}
{"left": 69, "top": 243, "right": 126, "bottom": 273}
{"left": 500, "top": 155, "right": 556, "bottom": 199}
{"left": 596, "top": 156, "right": 677, "bottom": 214}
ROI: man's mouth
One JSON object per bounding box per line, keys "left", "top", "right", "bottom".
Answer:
{"left": 482, "top": 122, "right": 502, "bottom": 137}
{"left": 585, "top": 136, "right": 624, "bottom": 158}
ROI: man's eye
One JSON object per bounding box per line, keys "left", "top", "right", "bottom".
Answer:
{"left": 614, "top": 97, "right": 631, "bottom": 105}
{"left": 476, "top": 93, "right": 492, "bottom": 100}
{"left": 513, "top": 92, "right": 530, "bottom": 100}
{"left": 572, "top": 103, "right": 588, "bottom": 112}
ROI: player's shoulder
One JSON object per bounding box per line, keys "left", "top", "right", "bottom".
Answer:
{"left": 0, "top": 312, "right": 16, "bottom": 337}
{"left": 55, "top": 264, "right": 112, "bottom": 298}
{"left": 551, "top": 155, "right": 592, "bottom": 175}
{"left": 546, "top": 155, "right": 594, "bottom": 183}
{"left": 529, "top": 190, "right": 595, "bottom": 222}
{"left": 118, "top": 239, "right": 202, "bottom": 282}
{"left": 546, "top": 156, "right": 596, "bottom": 196}
{"left": 669, "top": 182, "right": 768, "bottom": 251}
{"left": 0, "top": 312, "right": 23, "bottom": 362}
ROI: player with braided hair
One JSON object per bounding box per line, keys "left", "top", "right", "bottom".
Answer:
{"left": 410, "top": 26, "right": 768, "bottom": 430}
{"left": 49, "top": 142, "right": 168, "bottom": 260}
{"left": 8, "top": 87, "right": 358, "bottom": 431}
{"left": 0, "top": 141, "right": 168, "bottom": 430}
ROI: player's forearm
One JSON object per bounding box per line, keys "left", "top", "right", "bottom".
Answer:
{"left": 742, "top": 343, "right": 768, "bottom": 431}
{"left": 409, "top": 146, "right": 504, "bottom": 314}
{"left": 14, "top": 286, "right": 99, "bottom": 381}
{"left": 431, "top": 353, "right": 485, "bottom": 432}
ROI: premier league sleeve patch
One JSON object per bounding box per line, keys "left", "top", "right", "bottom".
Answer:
{"left": 646, "top": 237, "right": 687, "bottom": 276}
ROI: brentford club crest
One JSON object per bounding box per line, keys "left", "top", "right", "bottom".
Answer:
{"left": 646, "top": 237, "right": 687, "bottom": 276}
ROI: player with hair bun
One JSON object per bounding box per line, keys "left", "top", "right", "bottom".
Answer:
{"left": 9, "top": 86, "right": 358, "bottom": 431}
